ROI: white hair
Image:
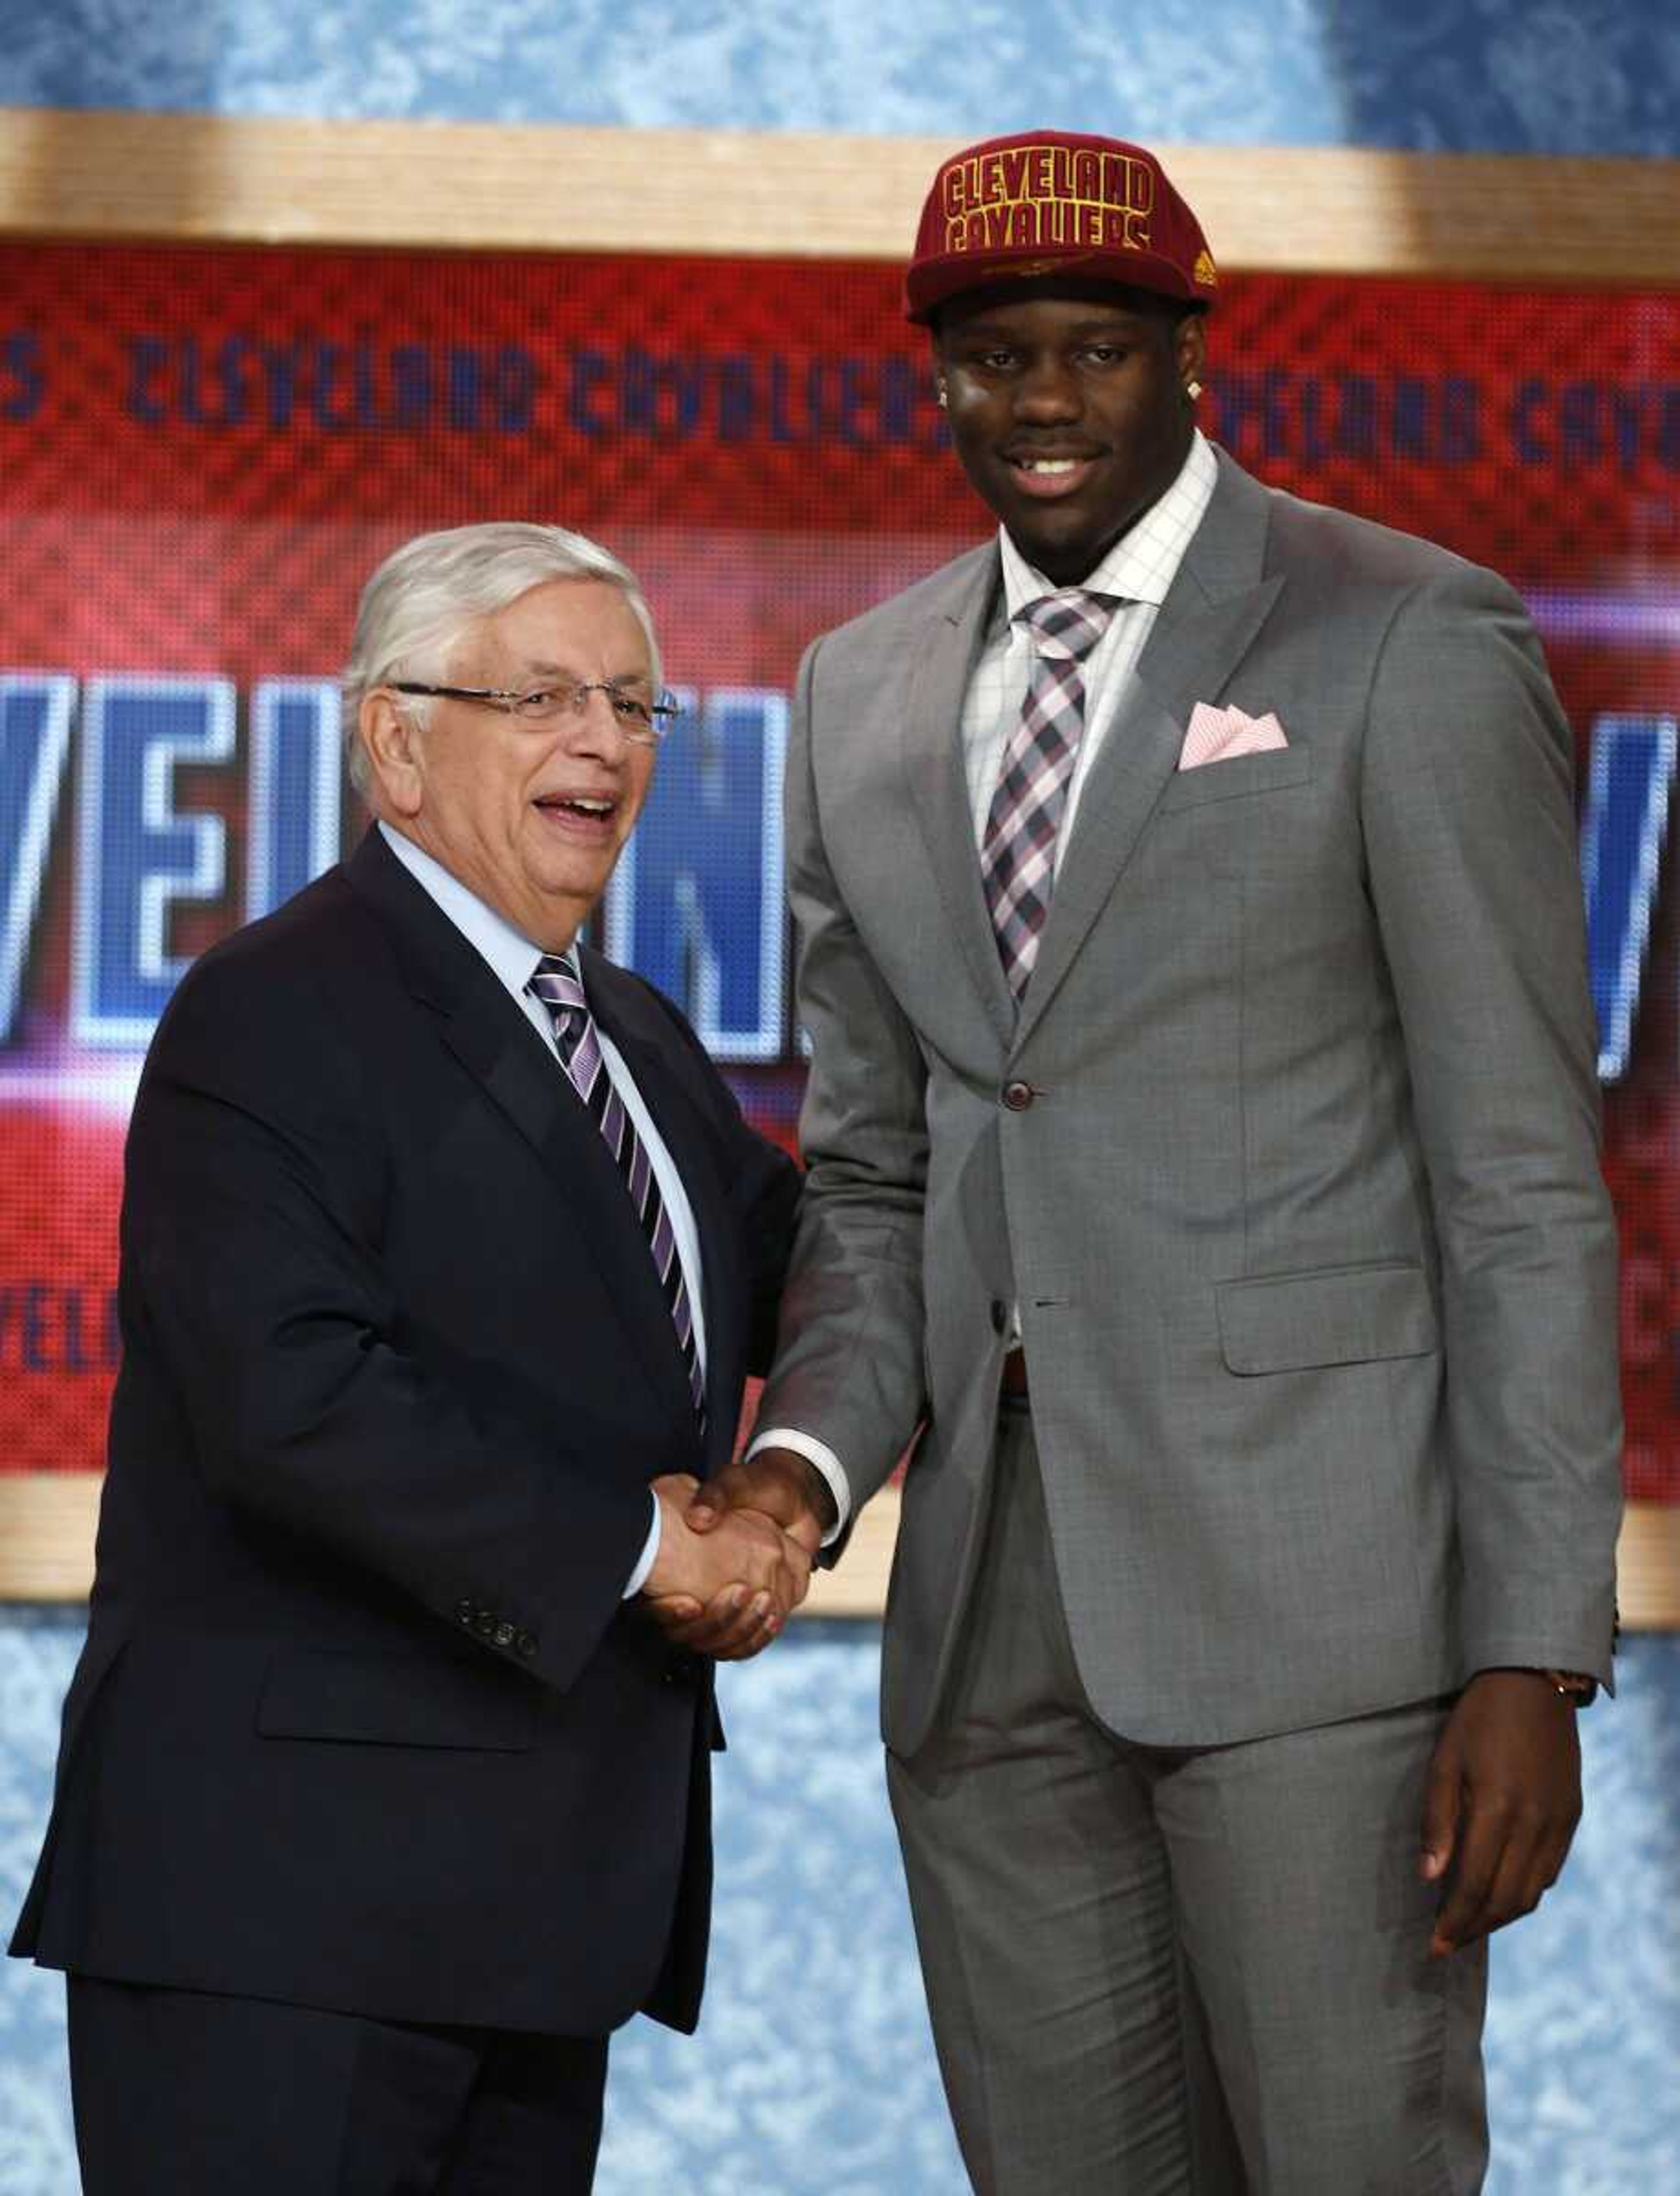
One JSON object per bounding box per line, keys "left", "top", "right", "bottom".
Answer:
{"left": 340, "top": 522, "right": 662, "bottom": 795}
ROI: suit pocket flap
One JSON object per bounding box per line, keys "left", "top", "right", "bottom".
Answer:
{"left": 1157, "top": 741, "right": 1313, "bottom": 811}
{"left": 257, "top": 1648, "right": 539, "bottom": 1752}
{"left": 1216, "top": 1261, "right": 1438, "bottom": 1374}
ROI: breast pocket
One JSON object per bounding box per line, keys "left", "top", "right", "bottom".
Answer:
{"left": 1156, "top": 741, "right": 1313, "bottom": 812}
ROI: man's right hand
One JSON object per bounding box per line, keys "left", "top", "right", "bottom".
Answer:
{"left": 687, "top": 1448, "right": 836, "bottom": 1555}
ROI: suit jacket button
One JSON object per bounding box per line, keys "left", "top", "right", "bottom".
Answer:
{"left": 473, "top": 1612, "right": 497, "bottom": 1638}
{"left": 455, "top": 1599, "right": 477, "bottom": 1627}
{"left": 493, "top": 1620, "right": 516, "bottom": 1649}
{"left": 990, "top": 1299, "right": 1008, "bottom": 1333}
{"left": 515, "top": 1631, "right": 538, "bottom": 1658}
{"left": 1001, "top": 1080, "right": 1034, "bottom": 1112}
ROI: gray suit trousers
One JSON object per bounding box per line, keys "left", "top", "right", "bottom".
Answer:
{"left": 887, "top": 1402, "right": 1490, "bottom": 2196}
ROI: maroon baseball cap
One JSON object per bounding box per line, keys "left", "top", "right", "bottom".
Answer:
{"left": 904, "top": 130, "right": 1218, "bottom": 323}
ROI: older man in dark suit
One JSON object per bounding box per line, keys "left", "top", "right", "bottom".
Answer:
{"left": 10, "top": 521, "right": 805, "bottom": 2193}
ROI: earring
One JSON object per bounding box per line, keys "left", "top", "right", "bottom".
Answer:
{"left": 1186, "top": 380, "right": 1203, "bottom": 401}
{"left": 936, "top": 383, "right": 948, "bottom": 409}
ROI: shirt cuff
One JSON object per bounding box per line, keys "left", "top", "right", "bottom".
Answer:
{"left": 745, "top": 1428, "right": 851, "bottom": 1547}
{"left": 622, "top": 1489, "right": 662, "bottom": 1599}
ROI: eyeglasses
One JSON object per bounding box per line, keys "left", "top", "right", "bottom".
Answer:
{"left": 389, "top": 679, "right": 681, "bottom": 745}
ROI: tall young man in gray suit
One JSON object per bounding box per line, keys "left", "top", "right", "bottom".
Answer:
{"left": 686, "top": 133, "right": 1623, "bottom": 2190}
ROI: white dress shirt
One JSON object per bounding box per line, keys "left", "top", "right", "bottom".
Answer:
{"left": 750, "top": 432, "right": 1218, "bottom": 1536}
{"left": 961, "top": 428, "right": 1217, "bottom": 851}
{"left": 379, "top": 821, "right": 706, "bottom": 1596}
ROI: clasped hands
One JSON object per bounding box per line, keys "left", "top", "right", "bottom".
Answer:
{"left": 640, "top": 1450, "right": 834, "bottom": 1660}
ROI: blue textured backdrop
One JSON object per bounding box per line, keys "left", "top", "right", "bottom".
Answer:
{"left": 0, "top": 0, "right": 1674, "bottom": 152}
{"left": 4, "top": 1617, "right": 1680, "bottom": 2194}
{"left": 3, "top": 3, "right": 1678, "bottom": 2188}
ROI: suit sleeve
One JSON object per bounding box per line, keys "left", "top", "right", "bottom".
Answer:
{"left": 753, "top": 636, "right": 933, "bottom": 1520}
{"left": 121, "top": 951, "right": 657, "bottom": 1697}
{"left": 1360, "top": 563, "right": 1623, "bottom": 1685}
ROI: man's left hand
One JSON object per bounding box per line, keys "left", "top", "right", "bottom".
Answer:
{"left": 1420, "top": 1668, "right": 1584, "bottom": 1956}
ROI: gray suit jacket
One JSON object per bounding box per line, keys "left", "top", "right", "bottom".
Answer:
{"left": 759, "top": 448, "right": 1622, "bottom": 1757}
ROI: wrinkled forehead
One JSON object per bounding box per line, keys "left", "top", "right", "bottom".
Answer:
{"left": 450, "top": 578, "right": 656, "bottom": 679}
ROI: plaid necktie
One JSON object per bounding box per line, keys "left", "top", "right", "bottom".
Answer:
{"left": 980, "top": 589, "right": 1119, "bottom": 998}
{"left": 529, "top": 955, "right": 706, "bottom": 1425}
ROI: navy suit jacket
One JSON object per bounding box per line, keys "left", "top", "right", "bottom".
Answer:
{"left": 11, "top": 825, "right": 800, "bottom": 2035}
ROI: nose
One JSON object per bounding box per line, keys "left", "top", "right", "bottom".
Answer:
{"left": 565, "top": 687, "right": 634, "bottom": 761}
{"left": 1014, "top": 351, "right": 1081, "bottom": 423}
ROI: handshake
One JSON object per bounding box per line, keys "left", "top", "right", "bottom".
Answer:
{"left": 640, "top": 1449, "right": 836, "bottom": 1661}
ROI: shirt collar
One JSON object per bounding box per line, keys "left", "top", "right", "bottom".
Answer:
{"left": 378, "top": 821, "right": 578, "bottom": 1000}
{"left": 997, "top": 427, "right": 1218, "bottom": 619}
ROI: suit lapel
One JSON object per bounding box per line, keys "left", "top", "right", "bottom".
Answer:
{"left": 900, "top": 546, "right": 1018, "bottom": 1046}
{"left": 344, "top": 830, "right": 695, "bottom": 1427}
{"left": 1014, "top": 453, "right": 1284, "bottom": 1046}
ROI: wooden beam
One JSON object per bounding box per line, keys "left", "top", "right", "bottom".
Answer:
{"left": 0, "top": 108, "right": 1675, "bottom": 284}
{"left": 1615, "top": 1499, "right": 1680, "bottom": 1639}
{"left": 3, "top": 1475, "right": 1676, "bottom": 1630}
{"left": 802, "top": 1491, "right": 901, "bottom": 1620}
{"left": 805, "top": 1492, "right": 1680, "bottom": 1633}
{"left": 0, "top": 1473, "right": 102, "bottom": 1601}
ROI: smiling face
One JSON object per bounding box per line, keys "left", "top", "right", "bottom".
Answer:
{"left": 933, "top": 280, "right": 1206, "bottom": 584}
{"left": 360, "top": 577, "right": 658, "bottom": 952}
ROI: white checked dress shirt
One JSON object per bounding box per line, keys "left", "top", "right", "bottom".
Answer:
{"left": 752, "top": 431, "right": 1219, "bottom": 1536}
{"left": 962, "top": 428, "right": 1218, "bottom": 852}
{"left": 380, "top": 821, "right": 700, "bottom": 1594}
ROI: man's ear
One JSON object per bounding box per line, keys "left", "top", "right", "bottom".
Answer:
{"left": 1176, "top": 311, "right": 1208, "bottom": 393}
{"left": 359, "top": 691, "right": 424, "bottom": 818}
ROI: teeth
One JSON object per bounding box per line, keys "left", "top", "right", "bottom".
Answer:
{"left": 1020, "top": 458, "right": 1080, "bottom": 475}
{"left": 555, "top": 797, "right": 612, "bottom": 814}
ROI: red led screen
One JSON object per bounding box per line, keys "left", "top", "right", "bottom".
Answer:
{"left": 0, "top": 243, "right": 1674, "bottom": 1498}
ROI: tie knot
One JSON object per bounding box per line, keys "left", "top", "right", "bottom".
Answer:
{"left": 529, "top": 953, "right": 589, "bottom": 1046}
{"left": 1018, "top": 590, "right": 1118, "bottom": 663}
{"left": 531, "top": 951, "right": 585, "bottom": 1007}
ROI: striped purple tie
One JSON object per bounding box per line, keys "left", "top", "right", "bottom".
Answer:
{"left": 529, "top": 955, "right": 706, "bottom": 1425}
{"left": 980, "top": 589, "right": 1118, "bottom": 998}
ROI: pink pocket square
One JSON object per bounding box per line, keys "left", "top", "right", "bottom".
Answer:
{"left": 1179, "top": 703, "right": 1289, "bottom": 770}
